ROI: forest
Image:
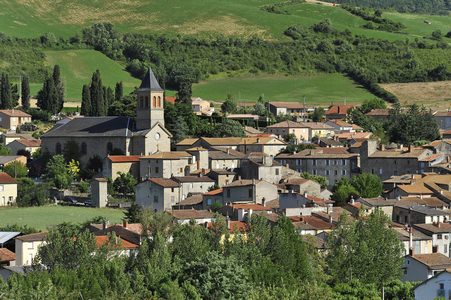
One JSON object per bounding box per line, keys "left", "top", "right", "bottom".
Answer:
{"left": 324, "top": 0, "right": 450, "bottom": 15}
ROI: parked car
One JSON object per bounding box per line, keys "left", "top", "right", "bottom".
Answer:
{"left": 64, "top": 196, "right": 77, "bottom": 205}
{"left": 84, "top": 200, "right": 93, "bottom": 207}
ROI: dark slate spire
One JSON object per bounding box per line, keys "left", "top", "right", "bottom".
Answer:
{"left": 139, "top": 67, "right": 163, "bottom": 91}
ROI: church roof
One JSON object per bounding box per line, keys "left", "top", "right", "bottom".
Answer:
{"left": 139, "top": 68, "right": 163, "bottom": 91}
{"left": 42, "top": 116, "right": 133, "bottom": 138}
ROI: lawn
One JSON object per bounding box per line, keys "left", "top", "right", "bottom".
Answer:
{"left": 36, "top": 49, "right": 140, "bottom": 101}
{"left": 0, "top": 205, "right": 125, "bottom": 230}
{"left": 0, "top": 0, "right": 446, "bottom": 42}
{"left": 192, "top": 72, "right": 376, "bottom": 104}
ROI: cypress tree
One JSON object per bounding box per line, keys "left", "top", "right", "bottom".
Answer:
{"left": 106, "top": 86, "right": 114, "bottom": 110}
{"left": 114, "top": 81, "right": 123, "bottom": 101}
{"left": 0, "top": 73, "right": 12, "bottom": 109}
{"left": 21, "top": 75, "right": 30, "bottom": 110}
{"left": 81, "top": 84, "right": 91, "bottom": 116}
{"left": 90, "top": 70, "right": 104, "bottom": 116}
{"left": 52, "top": 65, "right": 64, "bottom": 113}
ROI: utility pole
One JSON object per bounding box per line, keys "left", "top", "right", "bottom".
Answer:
{"left": 303, "top": 96, "right": 306, "bottom": 122}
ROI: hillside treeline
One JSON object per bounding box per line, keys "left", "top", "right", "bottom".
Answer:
{"left": 325, "top": 0, "right": 450, "bottom": 15}
{"left": 82, "top": 22, "right": 450, "bottom": 103}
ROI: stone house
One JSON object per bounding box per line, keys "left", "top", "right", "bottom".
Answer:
{"left": 239, "top": 154, "right": 289, "bottom": 184}
{"left": 103, "top": 155, "right": 141, "bottom": 181}
{"left": 173, "top": 176, "right": 215, "bottom": 200}
{"left": 325, "top": 105, "right": 354, "bottom": 120}
{"left": 433, "top": 111, "right": 451, "bottom": 130}
{"left": 414, "top": 223, "right": 451, "bottom": 257}
{"left": 41, "top": 68, "right": 172, "bottom": 166}
{"left": 1, "top": 133, "right": 33, "bottom": 146}
{"left": 167, "top": 210, "right": 215, "bottom": 225}
{"left": 0, "top": 172, "right": 17, "bottom": 206}
{"left": 202, "top": 188, "right": 224, "bottom": 209}
{"left": 392, "top": 225, "right": 432, "bottom": 256}
{"left": 393, "top": 205, "right": 450, "bottom": 225}
{"left": 325, "top": 119, "right": 362, "bottom": 133}
{"left": 403, "top": 253, "right": 451, "bottom": 282}
{"left": 191, "top": 98, "right": 213, "bottom": 116}
{"left": 355, "top": 197, "right": 397, "bottom": 218}
{"left": 139, "top": 151, "right": 193, "bottom": 180}
{"left": 220, "top": 203, "right": 273, "bottom": 222}
{"left": 279, "top": 177, "right": 321, "bottom": 196}
{"left": 0, "top": 156, "right": 27, "bottom": 167}
{"left": 135, "top": 178, "right": 180, "bottom": 212}
{"left": 15, "top": 232, "right": 47, "bottom": 267}
{"left": 365, "top": 108, "right": 390, "bottom": 121}
{"left": 208, "top": 149, "right": 243, "bottom": 170}
{"left": 6, "top": 138, "right": 41, "bottom": 155}
{"left": 279, "top": 192, "right": 333, "bottom": 217}
{"left": 276, "top": 148, "right": 359, "bottom": 188}
{"left": 207, "top": 169, "right": 236, "bottom": 187}
{"left": 303, "top": 122, "right": 335, "bottom": 139}
{"left": 0, "top": 110, "right": 31, "bottom": 131}
{"left": 265, "top": 120, "right": 310, "bottom": 143}
{"left": 266, "top": 102, "right": 311, "bottom": 117}
{"left": 222, "top": 179, "right": 278, "bottom": 205}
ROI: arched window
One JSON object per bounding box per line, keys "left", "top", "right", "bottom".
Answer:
{"left": 145, "top": 96, "right": 149, "bottom": 108}
{"left": 56, "top": 143, "right": 62, "bottom": 154}
{"left": 107, "top": 142, "right": 113, "bottom": 153}
{"left": 157, "top": 96, "right": 161, "bottom": 108}
{"left": 81, "top": 142, "right": 87, "bottom": 155}
{"left": 153, "top": 96, "right": 157, "bottom": 108}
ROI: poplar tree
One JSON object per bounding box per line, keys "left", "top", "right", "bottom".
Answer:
{"left": 52, "top": 65, "right": 64, "bottom": 113}
{"left": 114, "top": 81, "right": 123, "bottom": 101}
{"left": 0, "top": 73, "right": 12, "bottom": 109}
{"left": 21, "top": 75, "right": 30, "bottom": 110}
{"left": 81, "top": 84, "right": 91, "bottom": 116}
{"left": 89, "top": 70, "right": 105, "bottom": 116}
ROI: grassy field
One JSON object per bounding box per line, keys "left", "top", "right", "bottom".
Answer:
{"left": 380, "top": 81, "right": 451, "bottom": 109}
{"left": 192, "top": 72, "right": 376, "bottom": 104}
{"left": 29, "top": 49, "right": 140, "bottom": 101}
{"left": 0, "top": 0, "right": 448, "bottom": 42}
{"left": 0, "top": 205, "right": 125, "bottom": 230}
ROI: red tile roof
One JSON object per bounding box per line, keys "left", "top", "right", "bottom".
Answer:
{"left": 0, "top": 248, "right": 16, "bottom": 262}
{"left": 108, "top": 155, "right": 141, "bottom": 163}
{"left": 148, "top": 178, "right": 180, "bottom": 188}
{"left": 0, "top": 172, "right": 17, "bottom": 184}
{"left": 204, "top": 188, "right": 223, "bottom": 196}
{"left": 325, "top": 105, "right": 354, "bottom": 115}
{"left": 95, "top": 235, "right": 139, "bottom": 250}
{"left": 165, "top": 96, "right": 176, "bottom": 104}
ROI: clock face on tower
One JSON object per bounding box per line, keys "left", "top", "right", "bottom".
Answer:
{"left": 155, "top": 132, "right": 161, "bottom": 140}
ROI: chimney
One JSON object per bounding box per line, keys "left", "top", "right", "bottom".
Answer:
{"left": 328, "top": 215, "right": 333, "bottom": 224}
{"left": 226, "top": 216, "right": 231, "bottom": 230}
{"left": 227, "top": 148, "right": 230, "bottom": 155}
{"left": 409, "top": 226, "right": 413, "bottom": 255}
{"left": 248, "top": 209, "right": 253, "bottom": 219}
{"left": 381, "top": 144, "right": 385, "bottom": 151}
{"left": 350, "top": 196, "right": 355, "bottom": 204}
{"left": 122, "top": 219, "right": 128, "bottom": 228}
{"left": 262, "top": 198, "right": 266, "bottom": 207}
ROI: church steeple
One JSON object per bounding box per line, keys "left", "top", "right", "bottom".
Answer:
{"left": 135, "top": 67, "right": 165, "bottom": 131}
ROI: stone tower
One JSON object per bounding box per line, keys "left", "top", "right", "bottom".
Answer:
{"left": 136, "top": 68, "right": 165, "bottom": 131}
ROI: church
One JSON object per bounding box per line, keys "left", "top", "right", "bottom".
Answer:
{"left": 41, "top": 68, "right": 172, "bottom": 166}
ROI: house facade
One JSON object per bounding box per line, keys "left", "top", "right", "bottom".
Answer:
{"left": 0, "top": 110, "right": 31, "bottom": 131}
{"left": 135, "top": 178, "right": 180, "bottom": 211}
{"left": 15, "top": 232, "right": 47, "bottom": 267}
{"left": 0, "top": 173, "right": 17, "bottom": 206}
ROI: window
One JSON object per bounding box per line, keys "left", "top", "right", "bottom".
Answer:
{"left": 153, "top": 96, "right": 157, "bottom": 107}
{"left": 379, "top": 168, "right": 383, "bottom": 175}
{"left": 81, "top": 142, "right": 87, "bottom": 155}
{"left": 342, "top": 159, "right": 346, "bottom": 165}
{"left": 155, "top": 167, "right": 159, "bottom": 174}
{"left": 444, "top": 244, "right": 448, "bottom": 253}
{"left": 296, "top": 159, "right": 300, "bottom": 166}
{"left": 438, "top": 234, "right": 443, "bottom": 240}
{"left": 153, "top": 196, "right": 158, "bottom": 203}
{"left": 371, "top": 169, "right": 374, "bottom": 174}
{"left": 8, "top": 196, "right": 12, "bottom": 203}
{"left": 157, "top": 96, "right": 161, "bottom": 107}
{"left": 326, "top": 160, "right": 330, "bottom": 166}
{"left": 335, "top": 160, "right": 339, "bottom": 165}
{"left": 439, "top": 283, "right": 444, "bottom": 290}
{"left": 227, "top": 189, "right": 231, "bottom": 198}
{"left": 342, "top": 170, "right": 346, "bottom": 175}
{"left": 312, "top": 160, "right": 317, "bottom": 166}
{"left": 56, "top": 143, "right": 62, "bottom": 154}
{"left": 313, "top": 170, "right": 317, "bottom": 175}
{"left": 275, "top": 169, "right": 280, "bottom": 175}
{"left": 325, "top": 170, "right": 330, "bottom": 176}
{"left": 334, "top": 170, "right": 338, "bottom": 176}
{"left": 171, "top": 188, "right": 174, "bottom": 193}
{"left": 107, "top": 142, "right": 113, "bottom": 153}
{"left": 248, "top": 188, "right": 253, "bottom": 198}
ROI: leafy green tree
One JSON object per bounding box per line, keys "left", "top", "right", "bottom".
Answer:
{"left": 172, "top": 224, "right": 212, "bottom": 263}
{"left": 21, "top": 75, "right": 30, "bottom": 110}
{"left": 220, "top": 96, "right": 237, "bottom": 114}
{"left": 45, "top": 155, "right": 72, "bottom": 189}
{"left": 253, "top": 102, "right": 267, "bottom": 116}
{"left": 16, "top": 178, "right": 50, "bottom": 207}
{"left": 0, "top": 145, "right": 11, "bottom": 155}
{"left": 351, "top": 173, "right": 383, "bottom": 198}
{"left": 114, "top": 81, "right": 123, "bottom": 101}
{"left": 359, "top": 98, "right": 386, "bottom": 114}
{"left": 301, "top": 172, "right": 328, "bottom": 189}
{"left": 183, "top": 251, "right": 250, "bottom": 299}
{"left": 113, "top": 172, "right": 137, "bottom": 196}
{"left": 36, "top": 223, "right": 96, "bottom": 270}
{"left": 310, "top": 107, "right": 325, "bottom": 122}
{"left": 123, "top": 203, "right": 142, "bottom": 223}
{"left": 213, "top": 119, "right": 244, "bottom": 137}
{"left": 431, "top": 30, "right": 442, "bottom": 40}
{"left": 3, "top": 161, "right": 28, "bottom": 178}
{"left": 327, "top": 210, "right": 403, "bottom": 287}
{"left": 81, "top": 84, "right": 91, "bottom": 116}
{"left": 331, "top": 177, "right": 358, "bottom": 205}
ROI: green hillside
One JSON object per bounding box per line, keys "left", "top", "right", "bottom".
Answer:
{"left": 30, "top": 50, "right": 140, "bottom": 101}
{"left": 0, "top": 0, "right": 448, "bottom": 42}
{"left": 192, "top": 73, "right": 376, "bottom": 104}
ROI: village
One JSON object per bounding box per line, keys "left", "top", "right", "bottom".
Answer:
{"left": 0, "top": 68, "right": 450, "bottom": 299}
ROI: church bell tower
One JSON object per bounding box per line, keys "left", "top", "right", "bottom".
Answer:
{"left": 136, "top": 68, "right": 165, "bottom": 131}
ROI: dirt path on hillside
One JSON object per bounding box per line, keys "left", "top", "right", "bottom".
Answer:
{"left": 305, "top": 0, "right": 338, "bottom": 7}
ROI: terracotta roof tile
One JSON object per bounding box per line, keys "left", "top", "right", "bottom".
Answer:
{"left": 141, "top": 151, "right": 192, "bottom": 159}
{"left": 325, "top": 105, "right": 354, "bottom": 115}
{"left": 148, "top": 178, "right": 180, "bottom": 188}
{"left": 0, "top": 248, "right": 16, "bottom": 262}
{"left": 204, "top": 188, "right": 223, "bottom": 196}
{"left": 0, "top": 172, "right": 17, "bottom": 184}
{"left": 95, "top": 235, "right": 139, "bottom": 250}
{"left": 108, "top": 155, "right": 141, "bottom": 163}
{"left": 15, "top": 139, "right": 41, "bottom": 147}
{"left": 16, "top": 232, "right": 47, "bottom": 242}
{"left": 411, "top": 253, "right": 451, "bottom": 269}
